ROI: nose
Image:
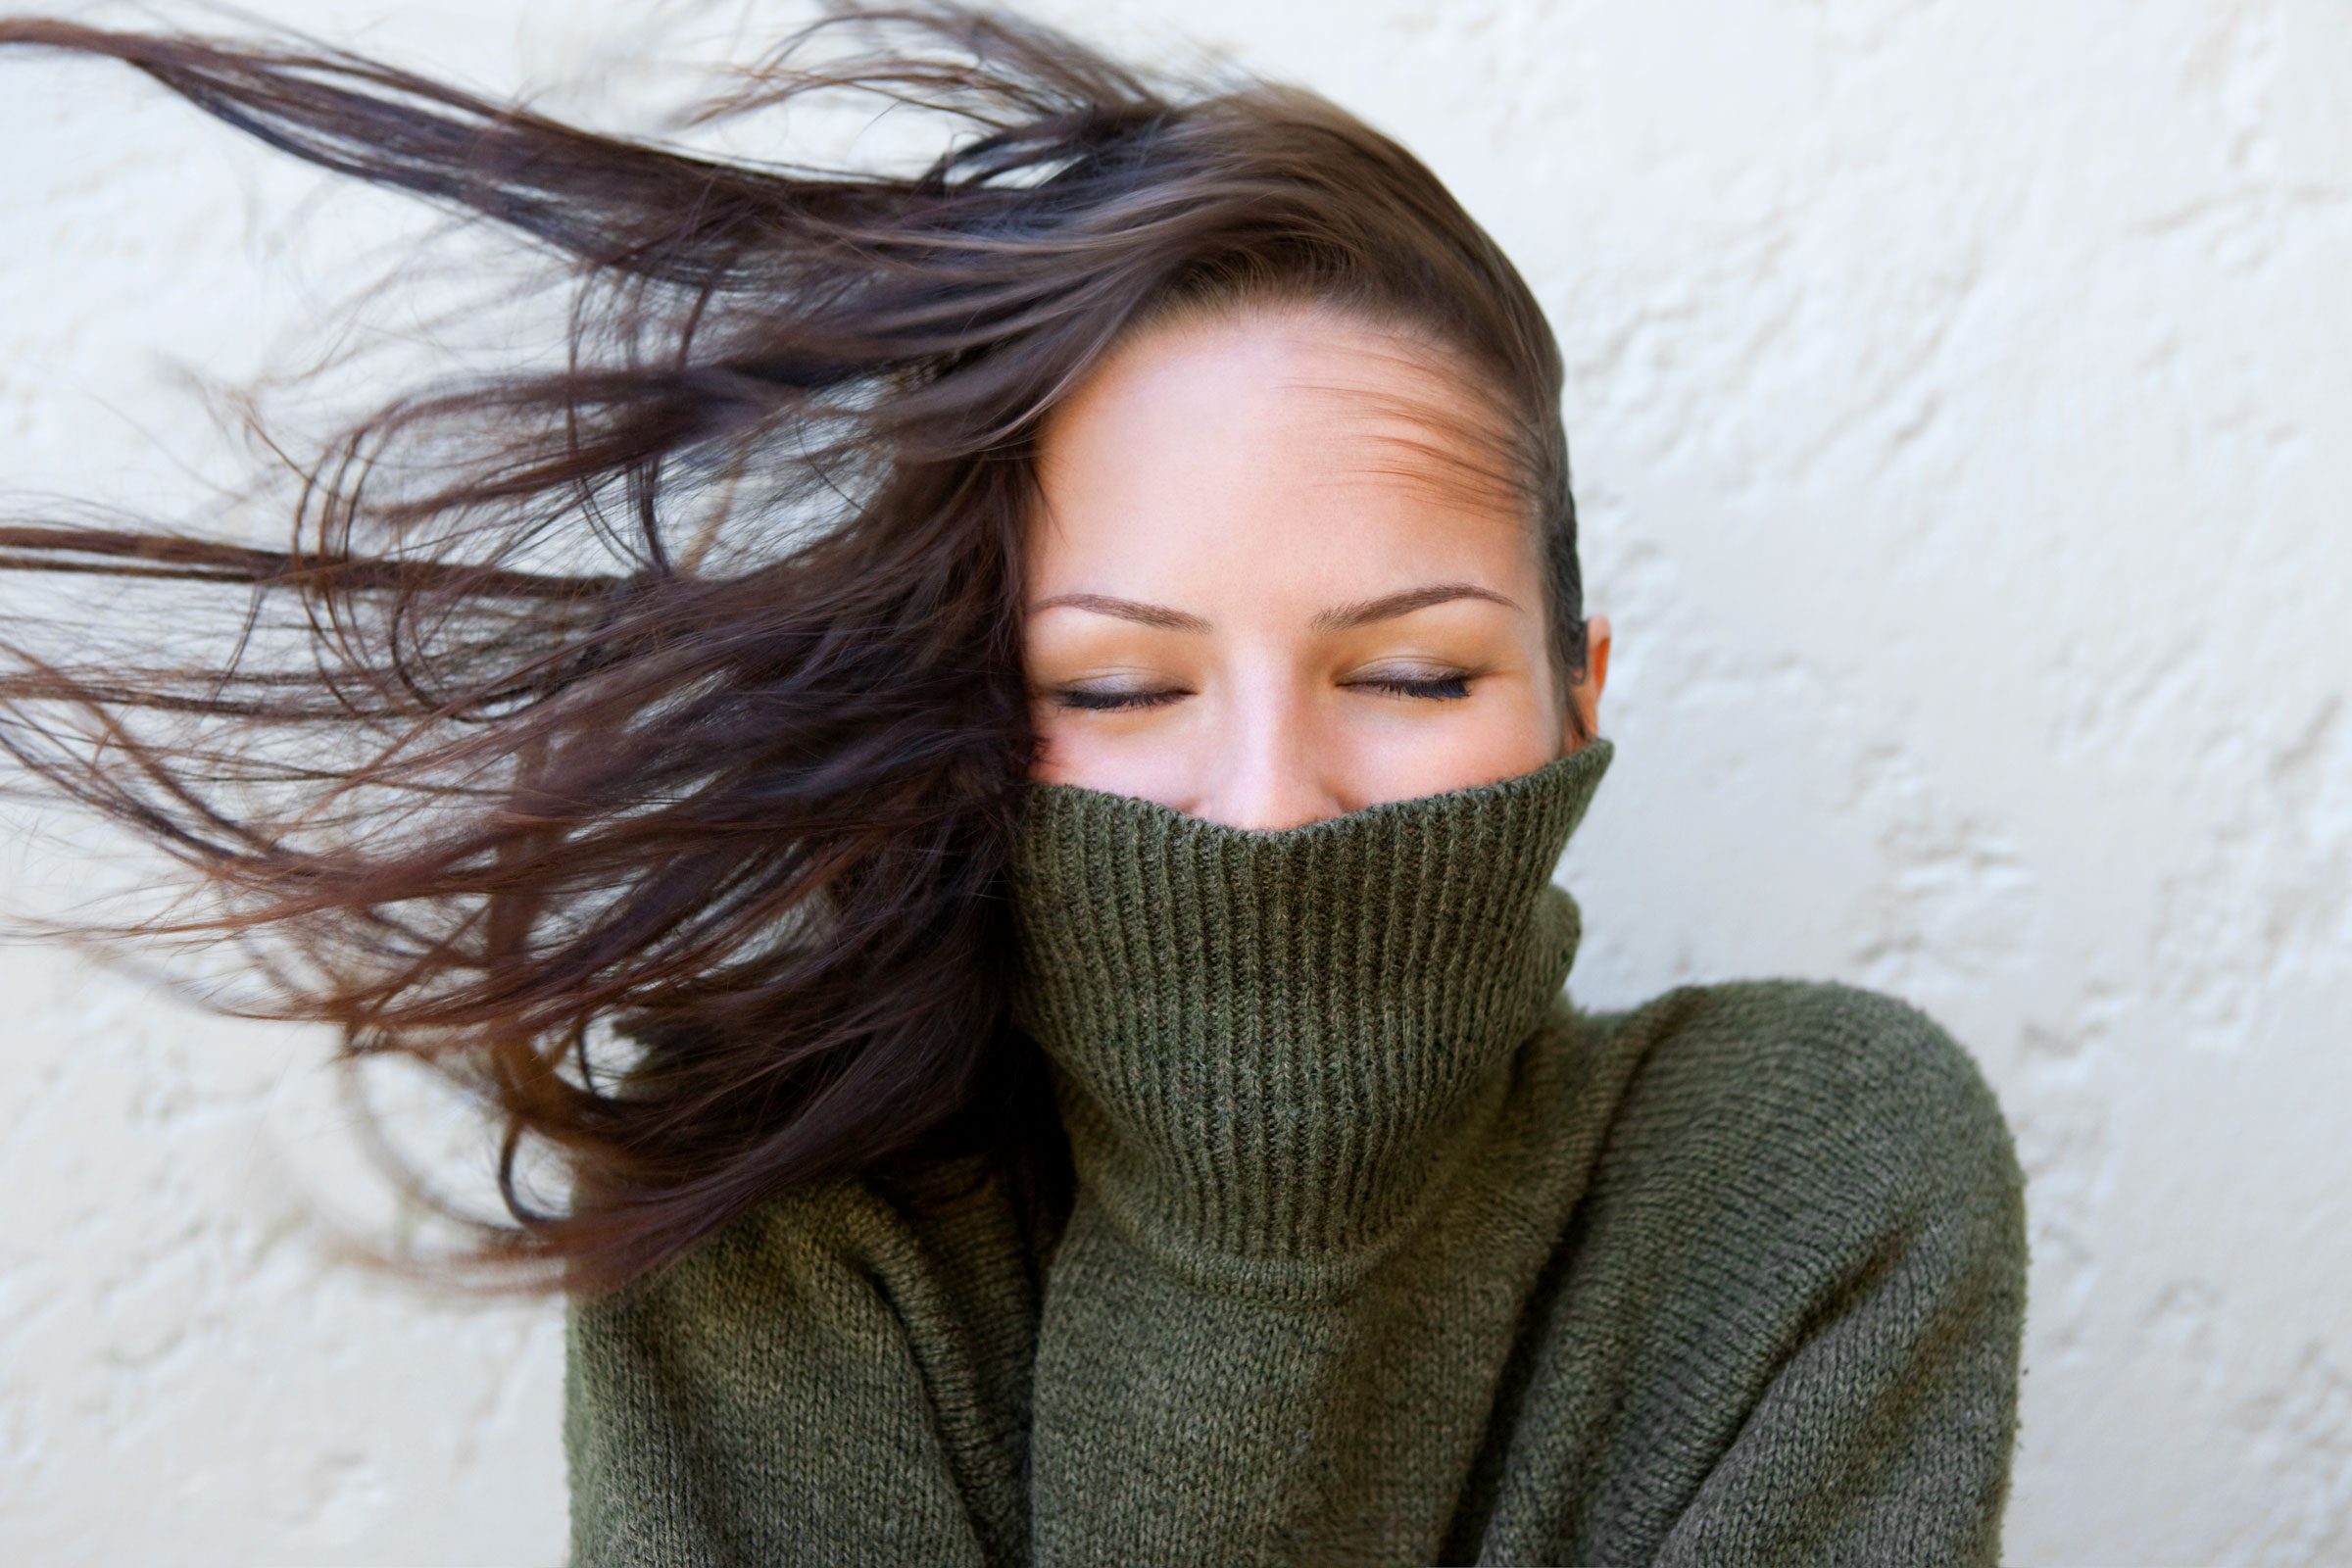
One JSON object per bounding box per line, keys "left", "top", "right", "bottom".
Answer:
{"left": 1190, "top": 683, "right": 1341, "bottom": 831}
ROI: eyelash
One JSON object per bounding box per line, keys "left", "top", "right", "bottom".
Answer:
{"left": 1052, "top": 673, "right": 1475, "bottom": 712}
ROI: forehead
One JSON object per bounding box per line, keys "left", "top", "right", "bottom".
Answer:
{"left": 1028, "top": 305, "right": 1529, "bottom": 568}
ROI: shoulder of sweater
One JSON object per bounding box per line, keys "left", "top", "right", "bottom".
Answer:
{"left": 1560, "top": 975, "right": 2026, "bottom": 1221}
{"left": 579, "top": 1148, "right": 1028, "bottom": 1321}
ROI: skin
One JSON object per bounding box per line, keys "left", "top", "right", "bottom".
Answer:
{"left": 1022, "top": 301, "right": 1611, "bottom": 831}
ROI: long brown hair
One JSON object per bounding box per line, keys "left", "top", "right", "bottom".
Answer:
{"left": 0, "top": 0, "right": 1592, "bottom": 1302}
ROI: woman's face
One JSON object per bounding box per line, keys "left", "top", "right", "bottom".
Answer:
{"left": 1021, "top": 304, "right": 1610, "bottom": 830}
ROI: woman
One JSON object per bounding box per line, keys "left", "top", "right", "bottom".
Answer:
{"left": 0, "top": 4, "right": 2028, "bottom": 1563}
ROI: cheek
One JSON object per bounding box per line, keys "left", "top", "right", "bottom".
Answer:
{"left": 1025, "top": 706, "right": 1177, "bottom": 792}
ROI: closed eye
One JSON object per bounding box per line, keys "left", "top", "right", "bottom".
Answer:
{"left": 1048, "top": 671, "right": 1476, "bottom": 711}
{"left": 1350, "top": 672, "right": 1473, "bottom": 702}
{"left": 1051, "top": 686, "right": 1187, "bottom": 712}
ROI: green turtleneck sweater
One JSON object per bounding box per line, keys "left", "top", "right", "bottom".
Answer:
{"left": 562, "top": 737, "right": 2030, "bottom": 1566}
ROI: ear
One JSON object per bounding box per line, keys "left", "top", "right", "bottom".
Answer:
{"left": 1562, "top": 612, "right": 1610, "bottom": 755}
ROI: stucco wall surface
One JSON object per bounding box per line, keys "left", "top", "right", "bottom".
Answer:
{"left": 1, "top": 2, "right": 2345, "bottom": 1563}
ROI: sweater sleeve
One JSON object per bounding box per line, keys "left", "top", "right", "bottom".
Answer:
{"left": 561, "top": 1156, "right": 1038, "bottom": 1568}
{"left": 1650, "top": 994, "right": 2032, "bottom": 1568}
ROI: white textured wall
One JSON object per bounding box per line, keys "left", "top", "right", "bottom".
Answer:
{"left": 2, "top": 2, "right": 2345, "bottom": 1562}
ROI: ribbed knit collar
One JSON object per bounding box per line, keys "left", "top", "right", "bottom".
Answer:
{"left": 1007, "top": 737, "right": 1615, "bottom": 1297}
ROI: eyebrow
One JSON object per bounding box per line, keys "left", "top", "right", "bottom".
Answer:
{"left": 1028, "top": 580, "right": 1519, "bottom": 633}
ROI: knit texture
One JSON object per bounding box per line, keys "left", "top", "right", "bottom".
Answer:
{"left": 564, "top": 736, "right": 2031, "bottom": 1566}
